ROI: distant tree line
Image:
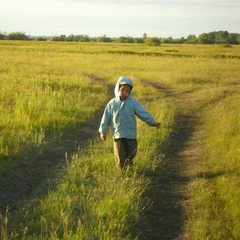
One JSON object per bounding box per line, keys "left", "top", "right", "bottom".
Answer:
{"left": 0, "top": 31, "right": 240, "bottom": 45}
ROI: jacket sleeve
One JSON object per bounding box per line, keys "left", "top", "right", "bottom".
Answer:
{"left": 99, "top": 103, "right": 111, "bottom": 135}
{"left": 133, "top": 99, "right": 157, "bottom": 126}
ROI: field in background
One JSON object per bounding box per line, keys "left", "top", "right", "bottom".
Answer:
{"left": 0, "top": 41, "right": 239, "bottom": 239}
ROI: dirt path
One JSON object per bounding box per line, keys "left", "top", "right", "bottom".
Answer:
{"left": 1, "top": 80, "right": 204, "bottom": 239}
{"left": 132, "top": 83, "right": 204, "bottom": 240}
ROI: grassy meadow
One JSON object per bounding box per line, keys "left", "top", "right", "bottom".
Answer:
{"left": 0, "top": 40, "right": 240, "bottom": 239}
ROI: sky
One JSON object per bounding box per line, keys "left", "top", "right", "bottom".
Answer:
{"left": 0, "top": 0, "right": 239, "bottom": 38}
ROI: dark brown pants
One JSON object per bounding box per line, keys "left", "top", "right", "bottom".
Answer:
{"left": 113, "top": 138, "right": 137, "bottom": 169}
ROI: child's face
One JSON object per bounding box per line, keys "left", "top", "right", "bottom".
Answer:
{"left": 119, "top": 84, "right": 131, "bottom": 100}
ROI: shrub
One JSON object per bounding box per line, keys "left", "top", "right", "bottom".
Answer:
{"left": 144, "top": 37, "right": 160, "bottom": 46}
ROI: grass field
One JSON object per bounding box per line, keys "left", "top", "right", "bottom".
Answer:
{"left": 0, "top": 40, "right": 240, "bottom": 239}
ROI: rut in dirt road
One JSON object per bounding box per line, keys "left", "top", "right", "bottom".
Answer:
{"left": 132, "top": 82, "right": 201, "bottom": 240}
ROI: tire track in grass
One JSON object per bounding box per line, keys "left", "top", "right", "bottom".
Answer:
{"left": 0, "top": 77, "right": 114, "bottom": 214}
{"left": 132, "top": 81, "right": 203, "bottom": 240}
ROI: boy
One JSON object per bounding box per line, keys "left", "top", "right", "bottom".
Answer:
{"left": 99, "top": 76, "right": 160, "bottom": 169}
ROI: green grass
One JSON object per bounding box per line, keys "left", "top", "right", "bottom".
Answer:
{"left": 0, "top": 73, "right": 107, "bottom": 177}
{"left": 0, "top": 40, "right": 240, "bottom": 239}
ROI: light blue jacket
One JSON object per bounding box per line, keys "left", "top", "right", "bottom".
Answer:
{"left": 99, "top": 76, "right": 157, "bottom": 139}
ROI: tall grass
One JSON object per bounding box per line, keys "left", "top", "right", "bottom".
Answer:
{"left": 1, "top": 41, "right": 240, "bottom": 239}
{"left": 0, "top": 42, "right": 110, "bottom": 178}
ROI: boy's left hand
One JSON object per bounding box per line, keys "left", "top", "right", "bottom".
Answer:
{"left": 155, "top": 122, "right": 161, "bottom": 129}
{"left": 101, "top": 134, "right": 107, "bottom": 141}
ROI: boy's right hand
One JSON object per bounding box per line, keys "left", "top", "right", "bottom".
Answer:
{"left": 101, "top": 135, "right": 106, "bottom": 141}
